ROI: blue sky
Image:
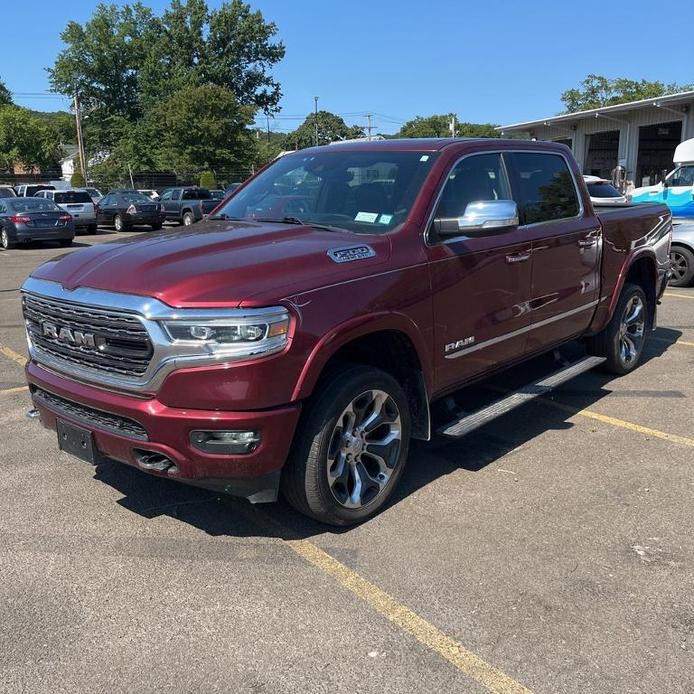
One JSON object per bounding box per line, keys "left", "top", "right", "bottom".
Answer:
{"left": 2, "top": 0, "right": 694, "bottom": 134}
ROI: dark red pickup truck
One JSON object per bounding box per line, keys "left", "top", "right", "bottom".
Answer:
{"left": 21, "top": 139, "right": 672, "bottom": 525}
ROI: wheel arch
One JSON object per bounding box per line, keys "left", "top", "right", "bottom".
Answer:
{"left": 292, "top": 315, "right": 431, "bottom": 440}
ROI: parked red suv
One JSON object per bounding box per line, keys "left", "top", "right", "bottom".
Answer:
{"left": 21, "top": 139, "right": 672, "bottom": 524}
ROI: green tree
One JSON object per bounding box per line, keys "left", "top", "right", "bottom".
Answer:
{"left": 288, "top": 111, "right": 364, "bottom": 149}
{"left": 0, "top": 106, "right": 62, "bottom": 175}
{"left": 253, "top": 129, "right": 287, "bottom": 167}
{"left": 71, "top": 168, "right": 86, "bottom": 187}
{"left": 561, "top": 74, "right": 694, "bottom": 113}
{"left": 398, "top": 114, "right": 498, "bottom": 139}
{"left": 200, "top": 170, "right": 216, "bottom": 188}
{"left": 0, "top": 78, "right": 12, "bottom": 107}
{"left": 30, "top": 111, "right": 75, "bottom": 144}
{"left": 150, "top": 83, "right": 255, "bottom": 174}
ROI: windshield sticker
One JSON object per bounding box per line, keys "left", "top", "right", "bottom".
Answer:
{"left": 420, "top": 155, "right": 430, "bottom": 162}
{"left": 378, "top": 214, "right": 393, "bottom": 225}
{"left": 354, "top": 211, "right": 379, "bottom": 223}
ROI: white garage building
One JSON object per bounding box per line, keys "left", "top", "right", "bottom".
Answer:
{"left": 497, "top": 91, "right": 694, "bottom": 190}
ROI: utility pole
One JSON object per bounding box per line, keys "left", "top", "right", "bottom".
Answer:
{"left": 266, "top": 115, "right": 270, "bottom": 142}
{"left": 366, "top": 113, "right": 373, "bottom": 140}
{"left": 449, "top": 115, "right": 457, "bottom": 138}
{"left": 73, "top": 94, "right": 88, "bottom": 183}
{"left": 313, "top": 96, "right": 319, "bottom": 146}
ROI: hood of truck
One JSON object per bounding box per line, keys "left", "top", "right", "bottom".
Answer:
{"left": 30, "top": 220, "right": 392, "bottom": 308}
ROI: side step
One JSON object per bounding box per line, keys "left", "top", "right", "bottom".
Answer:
{"left": 438, "top": 355, "right": 606, "bottom": 438}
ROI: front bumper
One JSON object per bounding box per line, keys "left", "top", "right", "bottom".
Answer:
{"left": 26, "top": 361, "right": 301, "bottom": 502}
{"left": 126, "top": 212, "right": 166, "bottom": 226}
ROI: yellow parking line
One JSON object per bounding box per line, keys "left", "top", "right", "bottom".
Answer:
{"left": 285, "top": 538, "right": 532, "bottom": 694}
{"left": 541, "top": 398, "right": 694, "bottom": 448}
{"left": 664, "top": 291, "right": 694, "bottom": 300}
{"left": 651, "top": 335, "right": 694, "bottom": 348}
{"left": 0, "top": 386, "right": 28, "bottom": 395}
{"left": 0, "top": 343, "right": 26, "bottom": 367}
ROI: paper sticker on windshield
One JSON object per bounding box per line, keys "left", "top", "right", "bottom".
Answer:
{"left": 354, "top": 211, "right": 379, "bottom": 223}
{"left": 378, "top": 214, "right": 393, "bottom": 224}
{"left": 420, "top": 155, "right": 429, "bottom": 162}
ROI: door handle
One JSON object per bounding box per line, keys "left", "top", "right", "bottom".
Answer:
{"left": 577, "top": 239, "right": 596, "bottom": 248}
{"left": 506, "top": 251, "right": 532, "bottom": 264}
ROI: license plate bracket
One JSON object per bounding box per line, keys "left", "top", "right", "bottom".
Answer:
{"left": 57, "top": 419, "right": 97, "bottom": 464}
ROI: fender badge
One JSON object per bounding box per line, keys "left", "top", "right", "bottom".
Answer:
{"left": 327, "top": 245, "right": 376, "bottom": 263}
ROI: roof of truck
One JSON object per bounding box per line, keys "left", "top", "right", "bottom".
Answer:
{"left": 302, "top": 137, "right": 556, "bottom": 153}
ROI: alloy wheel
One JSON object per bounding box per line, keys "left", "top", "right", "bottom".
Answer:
{"left": 1, "top": 229, "right": 8, "bottom": 249}
{"left": 618, "top": 294, "right": 645, "bottom": 367}
{"left": 326, "top": 389, "right": 402, "bottom": 509}
{"left": 671, "top": 250, "right": 689, "bottom": 283}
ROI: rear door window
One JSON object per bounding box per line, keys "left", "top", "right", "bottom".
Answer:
{"left": 509, "top": 152, "right": 581, "bottom": 225}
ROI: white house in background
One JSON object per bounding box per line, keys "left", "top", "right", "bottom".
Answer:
{"left": 59, "top": 144, "right": 79, "bottom": 182}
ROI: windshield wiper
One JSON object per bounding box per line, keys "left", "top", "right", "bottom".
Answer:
{"left": 209, "top": 213, "right": 245, "bottom": 221}
{"left": 256, "top": 216, "right": 344, "bottom": 232}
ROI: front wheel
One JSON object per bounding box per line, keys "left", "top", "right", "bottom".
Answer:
{"left": 587, "top": 282, "right": 648, "bottom": 375}
{"left": 182, "top": 211, "right": 195, "bottom": 226}
{"left": 282, "top": 365, "right": 411, "bottom": 526}
{"left": 114, "top": 214, "right": 130, "bottom": 232}
{"left": 670, "top": 246, "right": 694, "bottom": 287}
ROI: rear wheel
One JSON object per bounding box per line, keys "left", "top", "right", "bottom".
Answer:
{"left": 1, "top": 228, "right": 15, "bottom": 249}
{"left": 587, "top": 282, "right": 648, "bottom": 375}
{"left": 182, "top": 211, "right": 195, "bottom": 226}
{"left": 669, "top": 246, "right": 694, "bottom": 287}
{"left": 114, "top": 214, "right": 130, "bottom": 232}
{"left": 281, "top": 365, "right": 411, "bottom": 526}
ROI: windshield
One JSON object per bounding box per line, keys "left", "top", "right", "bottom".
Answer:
{"left": 587, "top": 182, "right": 623, "bottom": 198}
{"left": 54, "top": 191, "right": 93, "bottom": 204}
{"left": 213, "top": 150, "right": 439, "bottom": 232}
{"left": 7, "top": 198, "right": 60, "bottom": 212}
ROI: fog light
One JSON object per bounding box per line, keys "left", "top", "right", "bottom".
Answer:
{"left": 190, "top": 430, "right": 260, "bottom": 455}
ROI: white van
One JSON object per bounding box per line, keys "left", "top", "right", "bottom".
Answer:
{"left": 34, "top": 189, "right": 97, "bottom": 234}
{"left": 630, "top": 138, "right": 694, "bottom": 218}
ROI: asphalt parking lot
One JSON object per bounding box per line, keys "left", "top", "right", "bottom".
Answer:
{"left": 1, "top": 230, "right": 693, "bottom": 693}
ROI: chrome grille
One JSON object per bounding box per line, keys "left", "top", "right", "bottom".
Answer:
{"left": 31, "top": 386, "right": 148, "bottom": 440}
{"left": 23, "top": 293, "right": 153, "bottom": 377}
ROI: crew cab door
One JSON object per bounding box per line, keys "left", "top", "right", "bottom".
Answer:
{"left": 160, "top": 189, "right": 178, "bottom": 219}
{"left": 506, "top": 151, "right": 601, "bottom": 352}
{"left": 427, "top": 152, "right": 533, "bottom": 390}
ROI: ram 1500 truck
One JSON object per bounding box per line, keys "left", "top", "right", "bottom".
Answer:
{"left": 21, "top": 139, "right": 672, "bottom": 525}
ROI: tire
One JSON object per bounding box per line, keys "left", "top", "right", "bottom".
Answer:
{"left": 587, "top": 282, "right": 648, "bottom": 375}
{"left": 281, "top": 365, "right": 411, "bottom": 526}
{"left": 150, "top": 223, "right": 163, "bottom": 231}
{"left": 669, "top": 246, "right": 694, "bottom": 287}
{"left": 59, "top": 239, "right": 72, "bottom": 247}
{"left": 1, "top": 228, "right": 15, "bottom": 250}
{"left": 182, "top": 211, "right": 195, "bottom": 226}
{"left": 114, "top": 214, "right": 130, "bottom": 232}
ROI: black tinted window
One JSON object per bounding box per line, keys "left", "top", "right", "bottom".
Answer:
{"left": 117, "top": 192, "right": 151, "bottom": 203}
{"left": 512, "top": 153, "right": 580, "bottom": 224}
{"left": 670, "top": 165, "right": 694, "bottom": 187}
{"left": 587, "top": 182, "right": 622, "bottom": 198}
{"left": 435, "top": 153, "right": 511, "bottom": 219}
{"left": 183, "top": 189, "right": 211, "bottom": 199}
{"left": 54, "top": 191, "right": 93, "bottom": 204}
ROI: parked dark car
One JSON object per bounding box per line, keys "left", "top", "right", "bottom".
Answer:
{"left": 0, "top": 197, "right": 74, "bottom": 249}
{"left": 209, "top": 189, "right": 225, "bottom": 201}
{"left": 159, "top": 187, "right": 218, "bottom": 225}
{"left": 0, "top": 185, "right": 17, "bottom": 198}
{"left": 96, "top": 190, "right": 166, "bottom": 231}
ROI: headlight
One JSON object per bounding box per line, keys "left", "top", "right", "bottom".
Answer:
{"left": 161, "top": 309, "right": 290, "bottom": 358}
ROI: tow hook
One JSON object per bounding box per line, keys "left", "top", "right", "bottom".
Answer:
{"left": 26, "top": 408, "right": 40, "bottom": 419}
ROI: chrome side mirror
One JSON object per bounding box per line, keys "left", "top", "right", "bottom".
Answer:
{"left": 433, "top": 200, "right": 519, "bottom": 237}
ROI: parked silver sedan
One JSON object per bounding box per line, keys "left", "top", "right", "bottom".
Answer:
{"left": 0, "top": 197, "right": 75, "bottom": 250}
